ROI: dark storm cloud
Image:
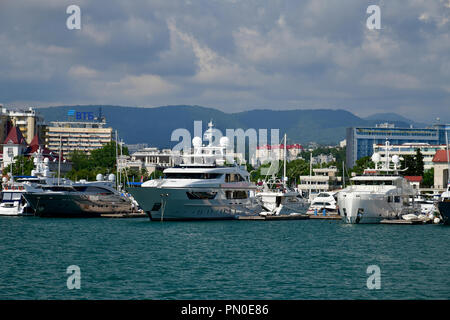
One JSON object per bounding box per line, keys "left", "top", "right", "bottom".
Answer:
{"left": 0, "top": 0, "right": 449, "bottom": 122}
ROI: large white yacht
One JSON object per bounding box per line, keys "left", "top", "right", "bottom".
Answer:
{"left": 127, "top": 122, "right": 262, "bottom": 221}
{"left": 337, "top": 142, "right": 418, "bottom": 224}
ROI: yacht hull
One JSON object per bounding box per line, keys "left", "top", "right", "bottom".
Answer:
{"left": 338, "top": 193, "right": 400, "bottom": 224}
{"left": 438, "top": 200, "right": 450, "bottom": 225}
{"left": 23, "top": 193, "right": 133, "bottom": 218}
{"left": 128, "top": 187, "right": 262, "bottom": 221}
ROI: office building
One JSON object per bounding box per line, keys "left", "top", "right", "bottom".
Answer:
{"left": 346, "top": 123, "right": 449, "bottom": 168}
{"left": 46, "top": 120, "right": 113, "bottom": 156}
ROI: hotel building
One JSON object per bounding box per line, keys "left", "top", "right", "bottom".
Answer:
{"left": 346, "top": 123, "right": 449, "bottom": 168}
{"left": 45, "top": 120, "right": 113, "bottom": 156}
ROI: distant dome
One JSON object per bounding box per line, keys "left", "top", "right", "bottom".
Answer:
{"left": 371, "top": 153, "right": 381, "bottom": 163}
{"left": 220, "top": 136, "right": 230, "bottom": 147}
{"left": 392, "top": 155, "right": 400, "bottom": 164}
{"left": 108, "top": 174, "right": 116, "bottom": 182}
{"left": 43, "top": 158, "right": 49, "bottom": 163}
{"left": 96, "top": 174, "right": 104, "bottom": 181}
{"left": 192, "top": 136, "right": 202, "bottom": 148}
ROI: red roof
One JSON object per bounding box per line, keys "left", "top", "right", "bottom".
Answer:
{"left": 405, "top": 176, "right": 423, "bottom": 183}
{"left": 257, "top": 144, "right": 303, "bottom": 150}
{"left": 3, "top": 126, "right": 26, "bottom": 145}
{"left": 432, "top": 150, "right": 450, "bottom": 163}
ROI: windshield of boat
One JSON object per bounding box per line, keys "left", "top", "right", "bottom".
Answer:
{"left": 1, "top": 192, "right": 22, "bottom": 201}
{"left": 353, "top": 180, "right": 394, "bottom": 185}
{"left": 72, "top": 186, "right": 115, "bottom": 194}
{"left": 164, "top": 172, "right": 223, "bottom": 179}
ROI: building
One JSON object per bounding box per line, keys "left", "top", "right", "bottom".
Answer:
{"left": 0, "top": 106, "right": 45, "bottom": 145}
{"left": 432, "top": 150, "right": 450, "bottom": 190}
{"left": 311, "top": 154, "right": 336, "bottom": 165}
{"left": 46, "top": 120, "right": 113, "bottom": 156}
{"left": 1, "top": 126, "right": 71, "bottom": 173}
{"left": 252, "top": 143, "right": 303, "bottom": 166}
{"left": 297, "top": 167, "right": 341, "bottom": 197}
{"left": 118, "top": 147, "right": 182, "bottom": 175}
{"left": 404, "top": 176, "right": 423, "bottom": 189}
{"left": 373, "top": 143, "right": 447, "bottom": 170}
{"left": 346, "top": 123, "right": 449, "bottom": 168}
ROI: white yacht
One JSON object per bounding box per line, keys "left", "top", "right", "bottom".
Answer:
{"left": 0, "top": 148, "right": 71, "bottom": 216}
{"left": 306, "top": 191, "right": 338, "bottom": 215}
{"left": 338, "top": 143, "right": 419, "bottom": 224}
{"left": 256, "top": 134, "right": 308, "bottom": 216}
{"left": 257, "top": 182, "right": 308, "bottom": 216}
{"left": 127, "top": 122, "right": 262, "bottom": 221}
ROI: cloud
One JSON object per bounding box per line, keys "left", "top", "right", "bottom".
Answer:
{"left": 0, "top": 0, "right": 448, "bottom": 122}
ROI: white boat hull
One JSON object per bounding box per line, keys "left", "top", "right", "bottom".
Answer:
{"left": 338, "top": 193, "right": 402, "bottom": 224}
{"left": 128, "top": 187, "right": 262, "bottom": 221}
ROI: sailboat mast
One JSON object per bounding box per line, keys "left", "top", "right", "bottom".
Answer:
{"left": 58, "top": 134, "right": 62, "bottom": 185}
{"left": 446, "top": 129, "right": 450, "bottom": 184}
{"left": 283, "top": 133, "right": 287, "bottom": 188}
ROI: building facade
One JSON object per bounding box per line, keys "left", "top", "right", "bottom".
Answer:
{"left": 0, "top": 106, "right": 45, "bottom": 145}
{"left": 346, "top": 123, "right": 449, "bottom": 168}
{"left": 252, "top": 144, "right": 303, "bottom": 166}
{"left": 46, "top": 120, "right": 113, "bottom": 156}
{"left": 373, "top": 143, "right": 447, "bottom": 170}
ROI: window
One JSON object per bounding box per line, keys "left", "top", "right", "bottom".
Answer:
{"left": 164, "top": 173, "right": 223, "bottom": 179}
{"left": 186, "top": 192, "right": 217, "bottom": 200}
{"left": 394, "top": 196, "right": 401, "bottom": 203}
{"left": 225, "top": 190, "right": 248, "bottom": 199}
{"left": 225, "top": 174, "right": 246, "bottom": 182}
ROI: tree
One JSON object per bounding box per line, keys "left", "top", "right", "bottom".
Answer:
{"left": 2, "top": 156, "right": 34, "bottom": 176}
{"left": 351, "top": 156, "right": 375, "bottom": 175}
{"left": 422, "top": 168, "right": 434, "bottom": 188}
{"left": 401, "top": 155, "right": 416, "bottom": 176}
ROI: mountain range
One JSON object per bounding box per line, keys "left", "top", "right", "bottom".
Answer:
{"left": 35, "top": 105, "right": 429, "bottom": 148}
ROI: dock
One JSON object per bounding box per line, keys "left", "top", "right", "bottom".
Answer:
{"left": 236, "top": 214, "right": 309, "bottom": 221}
{"left": 100, "top": 212, "right": 147, "bottom": 218}
{"left": 308, "top": 215, "right": 342, "bottom": 220}
{"left": 380, "top": 219, "right": 429, "bottom": 225}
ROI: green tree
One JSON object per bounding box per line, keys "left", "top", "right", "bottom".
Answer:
{"left": 415, "top": 148, "right": 424, "bottom": 177}
{"left": 401, "top": 155, "right": 416, "bottom": 176}
{"left": 2, "top": 156, "right": 35, "bottom": 176}
{"left": 422, "top": 168, "right": 434, "bottom": 188}
{"left": 351, "top": 156, "right": 375, "bottom": 175}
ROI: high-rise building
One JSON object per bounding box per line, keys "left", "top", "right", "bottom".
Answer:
{"left": 346, "top": 123, "right": 449, "bottom": 168}
{"left": 45, "top": 120, "right": 113, "bottom": 156}
{"left": 0, "top": 106, "right": 45, "bottom": 145}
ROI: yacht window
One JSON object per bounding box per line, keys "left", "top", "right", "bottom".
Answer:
{"left": 12, "top": 193, "right": 22, "bottom": 200}
{"left": 225, "top": 190, "right": 248, "bottom": 199}
{"left": 2, "top": 193, "right": 12, "bottom": 201}
{"left": 164, "top": 173, "right": 223, "bottom": 179}
{"left": 73, "top": 186, "right": 114, "bottom": 194}
{"left": 317, "top": 193, "right": 329, "bottom": 197}
{"left": 186, "top": 192, "right": 217, "bottom": 200}
{"left": 225, "top": 174, "right": 246, "bottom": 183}
{"left": 394, "top": 196, "right": 401, "bottom": 203}
{"left": 387, "top": 196, "right": 392, "bottom": 203}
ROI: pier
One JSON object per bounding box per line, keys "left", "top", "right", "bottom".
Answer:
{"left": 380, "top": 219, "right": 431, "bottom": 225}
{"left": 236, "top": 214, "right": 309, "bottom": 221}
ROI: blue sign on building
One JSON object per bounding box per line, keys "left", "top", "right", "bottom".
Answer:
{"left": 67, "top": 109, "right": 95, "bottom": 121}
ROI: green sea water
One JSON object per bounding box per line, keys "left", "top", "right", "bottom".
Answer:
{"left": 0, "top": 217, "right": 448, "bottom": 299}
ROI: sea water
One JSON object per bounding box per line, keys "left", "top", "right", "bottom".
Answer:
{"left": 0, "top": 217, "right": 448, "bottom": 299}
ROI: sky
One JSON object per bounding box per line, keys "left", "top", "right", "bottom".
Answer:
{"left": 0, "top": 0, "right": 449, "bottom": 122}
